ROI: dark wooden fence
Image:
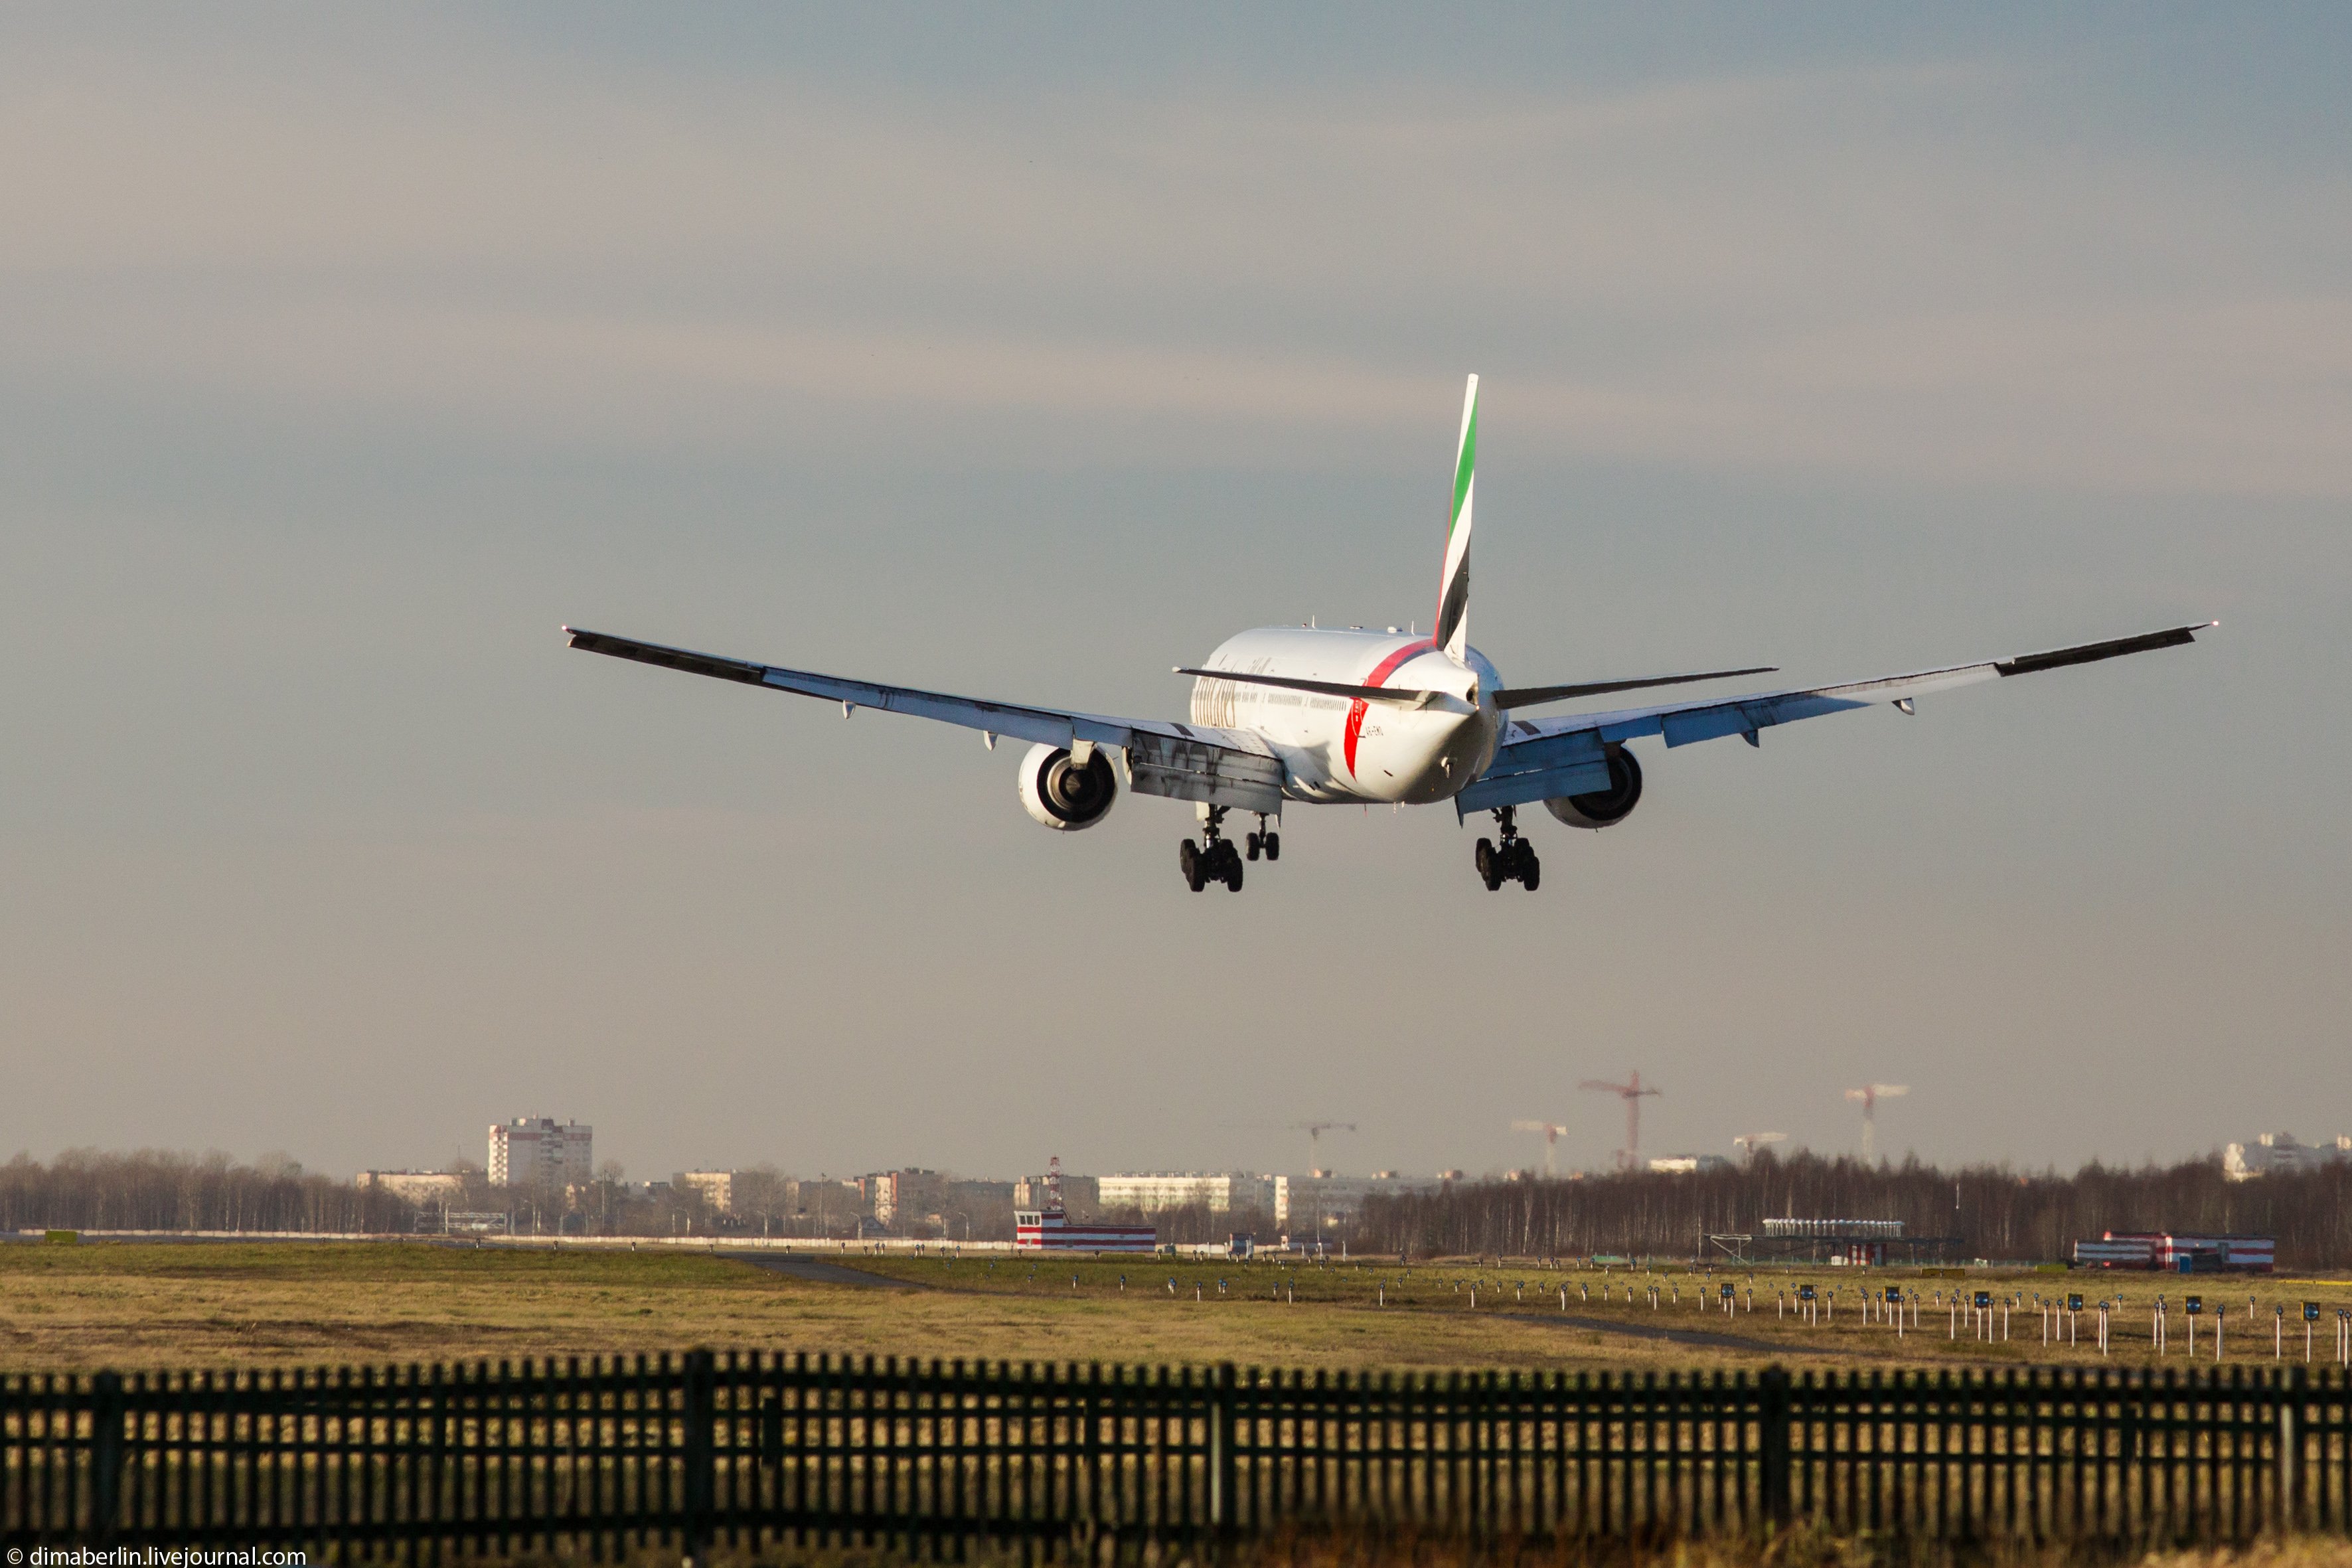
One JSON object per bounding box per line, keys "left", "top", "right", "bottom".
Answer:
{"left": 7, "top": 1355, "right": 2350, "bottom": 1557}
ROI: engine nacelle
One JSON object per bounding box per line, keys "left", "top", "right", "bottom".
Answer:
{"left": 1543, "top": 744, "right": 1642, "bottom": 830}
{"left": 1017, "top": 742, "right": 1119, "bottom": 830}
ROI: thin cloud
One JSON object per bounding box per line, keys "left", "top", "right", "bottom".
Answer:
{"left": 0, "top": 29, "right": 2345, "bottom": 497}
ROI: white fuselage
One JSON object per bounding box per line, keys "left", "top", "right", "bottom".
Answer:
{"left": 1188, "top": 627, "right": 1504, "bottom": 805}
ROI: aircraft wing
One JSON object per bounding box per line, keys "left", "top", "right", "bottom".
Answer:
{"left": 565, "top": 627, "right": 1289, "bottom": 813}
{"left": 1456, "top": 621, "right": 2215, "bottom": 815}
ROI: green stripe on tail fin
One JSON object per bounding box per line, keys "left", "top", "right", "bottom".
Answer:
{"left": 1435, "top": 374, "right": 1477, "bottom": 661}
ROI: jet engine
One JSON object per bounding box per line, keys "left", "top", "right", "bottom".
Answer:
{"left": 1542, "top": 744, "right": 1642, "bottom": 829}
{"left": 1017, "top": 742, "right": 1119, "bottom": 830}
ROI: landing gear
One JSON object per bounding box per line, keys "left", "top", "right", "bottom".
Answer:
{"left": 1475, "top": 807, "right": 1541, "bottom": 892}
{"left": 1181, "top": 807, "right": 1246, "bottom": 893}
{"left": 1245, "top": 814, "right": 1280, "bottom": 862}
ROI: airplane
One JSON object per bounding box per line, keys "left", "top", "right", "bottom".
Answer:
{"left": 566, "top": 375, "right": 2213, "bottom": 894}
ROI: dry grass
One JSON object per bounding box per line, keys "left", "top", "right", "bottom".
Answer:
{"left": 845, "top": 1253, "right": 2352, "bottom": 1375}
{"left": 3, "top": 1241, "right": 2347, "bottom": 1379}
{"left": 0, "top": 1241, "right": 1770, "bottom": 1375}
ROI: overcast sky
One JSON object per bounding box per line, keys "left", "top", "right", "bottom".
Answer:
{"left": 3, "top": 5, "right": 2347, "bottom": 1187}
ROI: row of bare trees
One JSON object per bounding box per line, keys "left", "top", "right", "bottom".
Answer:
{"left": 14, "top": 1148, "right": 2351, "bottom": 1267}
{"left": 0, "top": 1150, "right": 412, "bottom": 1233}
{"left": 1352, "top": 1152, "right": 2352, "bottom": 1269}
{"left": 0, "top": 1151, "right": 999, "bottom": 1241}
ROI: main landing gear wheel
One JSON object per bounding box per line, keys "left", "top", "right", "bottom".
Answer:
{"left": 1474, "top": 809, "right": 1541, "bottom": 892}
{"left": 1180, "top": 807, "right": 1247, "bottom": 893}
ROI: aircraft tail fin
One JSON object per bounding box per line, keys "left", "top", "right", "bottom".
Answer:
{"left": 1436, "top": 374, "right": 1476, "bottom": 661}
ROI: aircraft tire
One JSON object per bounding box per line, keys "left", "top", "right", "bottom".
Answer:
{"left": 1263, "top": 832, "right": 1279, "bottom": 862}
{"left": 1521, "top": 854, "right": 1541, "bottom": 892}
{"left": 1476, "top": 838, "right": 1502, "bottom": 891}
{"left": 1246, "top": 831, "right": 1261, "bottom": 861}
{"left": 1224, "top": 856, "right": 1243, "bottom": 892}
{"left": 1180, "top": 840, "right": 1206, "bottom": 892}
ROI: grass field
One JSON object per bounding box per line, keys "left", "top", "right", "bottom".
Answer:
{"left": 3, "top": 1240, "right": 2349, "bottom": 1377}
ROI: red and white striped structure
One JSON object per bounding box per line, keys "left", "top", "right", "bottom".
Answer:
{"left": 2073, "top": 1231, "right": 2276, "bottom": 1273}
{"left": 1014, "top": 1157, "right": 1157, "bottom": 1254}
{"left": 2159, "top": 1233, "right": 2275, "bottom": 1272}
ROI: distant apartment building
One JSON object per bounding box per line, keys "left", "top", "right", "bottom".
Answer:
{"left": 487, "top": 1118, "right": 593, "bottom": 1188}
{"left": 355, "top": 1170, "right": 466, "bottom": 1205}
{"left": 1097, "top": 1172, "right": 1276, "bottom": 1215}
{"left": 1272, "top": 1172, "right": 1439, "bottom": 1232}
{"left": 677, "top": 1171, "right": 735, "bottom": 1212}
{"left": 866, "top": 1170, "right": 951, "bottom": 1228}
{"left": 2225, "top": 1132, "right": 2352, "bottom": 1182}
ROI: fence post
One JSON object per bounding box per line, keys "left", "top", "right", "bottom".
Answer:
{"left": 2278, "top": 1366, "right": 2305, "bottom": 1531}
{"left": 1759, "top": 1366, "right": 1792, "bottom": 1528}
{"left": 1208, "top": 1362, "right": 1237, "bottom": 1539}
{"left": 683, "top": 1350, "right": 716, "bottom": 1565}
{"left": 90, "top": 1371, "right": 125, "bottom": 1544}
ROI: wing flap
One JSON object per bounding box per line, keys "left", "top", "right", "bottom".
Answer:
{"left": 1126, "top": 731, "right": 1288, "bottom": 814}
{"left": 1455, "top": 757, "right": 1614, "bottom": 814}
{"left": 1453, "top": 726, "right": 1612, "bottom": 813}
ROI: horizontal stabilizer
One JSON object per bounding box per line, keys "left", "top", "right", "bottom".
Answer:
{"left": 1493, "top": 665, "right": 1776, "bottom": 710}
{"left": 1174, "top": 667, "right": 1445, "bottom": 708}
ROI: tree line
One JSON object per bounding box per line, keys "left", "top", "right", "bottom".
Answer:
{"left": 1352, "top": 1152, "right": 2352, "bottom": 1269}
{"left": 0, "top": 1149, "right": 412, "bottom": 1234}
{"left": 11, "top": 1146, "right": 2351, "bottom": 1267}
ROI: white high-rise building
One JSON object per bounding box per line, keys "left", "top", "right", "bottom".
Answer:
{"left": 356, "top": 1170, "right": 467, "bottom": 1204}
{"left": 678, "top": 1171, "right": 736, "bottom": 1212}
{"left": 488, "top": 1117, "right": 594, "bottom": 1188}
{"left": 1096, "top": 1172, "right": 1275, "bottom": 1215}
{"left": 2225, "top": 1132, "right": 2351, "bottom": 1181}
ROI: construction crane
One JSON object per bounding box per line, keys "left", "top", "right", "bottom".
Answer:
{"left": 1733, "top": 1131, "right": 1788, "bottom": 1162}
{"left": 1289, "top": 1121, "right": 1356, "bottom": 1170}
{"left": 1510, "top": 1120, "right": 1571, "bottom": 1176}
{"left": 1577, "top": 1072, "right": 1661, "bottom": 1172}
{"left": 1845, "top": 1084, "right": 1909, "bottom": 1162}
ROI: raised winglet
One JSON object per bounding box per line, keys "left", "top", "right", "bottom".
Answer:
{"left": 1993, "top": 621, "right": 2217, "bottom": 677}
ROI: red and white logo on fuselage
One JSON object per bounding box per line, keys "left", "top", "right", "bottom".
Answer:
{"left": 1343, "top": 639, "right": 1435, "bottom": 777}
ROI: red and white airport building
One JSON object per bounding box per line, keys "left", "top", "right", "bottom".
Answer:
{"left": 1014, "top": 1158, "right": 1157, "bottom": 1254}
